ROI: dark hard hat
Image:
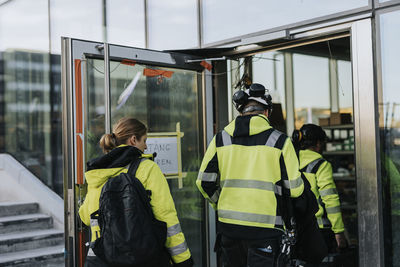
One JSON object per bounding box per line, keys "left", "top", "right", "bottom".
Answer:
{"left": 232, "top": 83, "right": 272, "bottom": 113}
{"left": 299, "top": 124, "right": 327, "bottom": 142}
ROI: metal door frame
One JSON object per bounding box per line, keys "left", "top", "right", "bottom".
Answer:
{"left": 290, "top": 19, "right": 382, "bottom": 267}
{"left": 222, "top": 18, "right": 381, "bottom": 267}
{"left": 61, "top": 38, "right": 214, "bottom": 267}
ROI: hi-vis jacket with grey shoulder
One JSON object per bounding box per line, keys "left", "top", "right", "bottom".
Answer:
{"left": 299, "top": 149, "right": 345, "bottom": 234}
{"left": 197, "top": 114, "right": 304, "bottom": 235}
{"left": 79, "top": 145, "right": 192, "bottom": 265}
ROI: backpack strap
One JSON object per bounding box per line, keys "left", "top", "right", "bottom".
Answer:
{"left": 127, "top": 157, "right": 152, "bottom": 197}
{"left": 301, "top": 158, "right": 326, "bottom": 174}
{"left": 127, "top": 157, "right": 147, "bottom": 176}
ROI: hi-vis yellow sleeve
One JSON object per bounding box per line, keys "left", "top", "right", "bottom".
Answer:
{"left": 282, "top": 138, "right": 304, "bottom": 198}
{"left": 137, "top": 160, "right": 192, "bottom": 264}
{"left": 316, "top": 161, "right": 345, "bottom": 233}
{"left": 196, "top": 137, "right": 220, "bottom": 210}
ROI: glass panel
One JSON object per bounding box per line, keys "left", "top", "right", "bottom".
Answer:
{"left": 293, "top": 54, "right": 330, "bottom": 129}
{"left": 202, "top": 0, "right": 368, "bottom": 44}
{"left": 252, "top": 52, "right": 286, "bottom": 132}
{"left": 85, "top": 59, "right": 105, "bottom": 162}
{"left": 337, "top": 60, "right": 353, "bottom": 115}
{"left": 50, "top": 0, "right": 103, "bottom": 54}
{"left": 0, "top": 0, "right": 62, "bottom": 193}
{"left": 106, "top": 0, "right": 145, "bottom": 47}
{"left": 148, "top": 0, "right": 198, "bottom": 50}
{"left": 109, "top": 61, "right": 204, "bottom": 266}
{"left": 379, "top": 10, "right": 400, "bottom": 267}
{"left": 49, "top": 0, "right": 104, "bottom": 194}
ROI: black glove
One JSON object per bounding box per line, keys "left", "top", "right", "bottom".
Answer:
{"left": 173, "top": 257, "right": 194, "bottom": 267}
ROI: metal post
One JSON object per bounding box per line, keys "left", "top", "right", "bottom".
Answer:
{"left": 144, "top": 0, "right": 149, "bottom": 48}
{"left": 197, "top": 0, "right": 203, "bottom": 48}
{"left": 284, "top": 52, "right": 295, "bottom": 135}
{"left": 351, "top": 18, "right": 384, "bottom": 267}
{"left": 329, "top": 58, "right": 339, "bottom": 113}
{"left": 104, "top": 43, "right": 111, "bottom": 133}
{"left": 61, "top": 37, "right": 76, "bottom": 267}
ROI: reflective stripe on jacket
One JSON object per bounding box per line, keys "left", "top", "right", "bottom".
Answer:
{"left": 299, "top": 149, "right": 345, "bottom": 233}
{"left": 196, "top": 114, "right": 303, "bottom": 231}
{"left": 78, "top": 145, "right": 191, "bottom": 264}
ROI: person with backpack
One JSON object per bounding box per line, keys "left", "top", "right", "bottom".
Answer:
{"left": 196, "top": 83, "right": 306, "bottom": 267}
{"left": 292, "top": 124, "right": 348, "bottom": 264}
{"left": 79, "top": 117, "right": 193, "bottom": 267}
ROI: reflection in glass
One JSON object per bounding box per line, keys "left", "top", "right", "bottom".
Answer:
{"left": 0, "top": 1, "right": 62, "bottom": 193}
{"left": 109, "top": 62, "right": 204, "bottom": 266}
{"left": 379, "top": 10, "right": 400, "bottom": 267}
{"left": 106, "top": 0, "right": 145, "bottom": 47}
{"left": 202, "top": 0, "right": 368, "bottom": 44}
{"left": 293, "top": 54, "right": 330, "bottom": 129}
{"left": 337, "top": 60, "right": 353, "bottom": 115}
{"left": 85, "top": 59, "right": 105, "bottom": 162}
{"left": 252, "top": 52, "right": 286, "bottom": 132}
{"left": 49, "top": 0, "right": 103, "bottom": 54}
{"left": 148, "top": 0, "right": 198, "bottom": 50}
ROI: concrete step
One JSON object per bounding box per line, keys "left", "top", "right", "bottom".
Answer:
{"left": 0, "top": 214, "right": 53, "bottom": 234}
{"left": 0, "top": 229, "right": 64, "bottom": 254}
{"left": 0, "top": 202, "right": 39, "bottom": 217}
{"left": 0, "top": 245, "right": 64, "bottom": 267}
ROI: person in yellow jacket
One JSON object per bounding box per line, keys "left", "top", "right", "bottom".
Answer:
{"left": 292, "top": 124, "right": 348, "bottom": 254}
{"left": 79, "top": 117, "right": 193, "bottom": 267}
{"left": 197, "top": 83, "right": 304, "bottom": 267}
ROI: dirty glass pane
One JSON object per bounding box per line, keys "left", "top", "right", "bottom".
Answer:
{"left": 379, "top": 10, "right": 400, "bottom": 267}
{"left": 109, "top": 61, "right": 204, "bottom": 266}
{"left": 85, "top": 58, "right": 105, "bottom": 162}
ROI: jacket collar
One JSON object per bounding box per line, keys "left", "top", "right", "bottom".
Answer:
{"left": 86, "top": 145, "right": 142, "bottom": 171}
{"left": 224, "top": 114, "right": 272, "bottom": 137}
{"left": 299, "top": 149, "right": 323, "bottom": 169}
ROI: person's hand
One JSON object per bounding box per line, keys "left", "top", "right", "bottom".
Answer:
{"left": 335, "top": 232, "right": 348, "bottom": 249}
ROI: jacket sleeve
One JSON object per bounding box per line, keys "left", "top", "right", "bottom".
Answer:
{"left": 138, "top": 161, "right": 193, "bottom": 266}
{"left": 316, "top": 161, "right": 345, "bottom": 233}
{"left": 196, "top": 136, "right": 220, "bottom": 210}
{"left": 281, "top": 138, "right": 304, "bottom": 198}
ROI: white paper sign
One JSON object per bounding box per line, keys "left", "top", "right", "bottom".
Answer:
{"left": 144, "top": 137, "right": 178, "bottom": 175}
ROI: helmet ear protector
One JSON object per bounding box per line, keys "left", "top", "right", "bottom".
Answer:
{"left": 291, "top": 129, "right": 303, "bottom": 144}
{"left": 232, "top": 83, "right": 273, "bottom": 115}
{"left": 232, "top": 90, "right": 249, "bottom": 112}
{"left": 292, "top": 124, "right": 327, "bottom": 149}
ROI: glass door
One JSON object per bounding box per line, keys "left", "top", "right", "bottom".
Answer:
{"left": 62, "top": 38, "right": 213, "bottom": 267}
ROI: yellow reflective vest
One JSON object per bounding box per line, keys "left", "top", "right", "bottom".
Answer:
{"left": 299, "top": 149, "right": 345, "bottom": 234}
{"left": 79, "top": 145, "right": 191, "bottom": 264}
{"left": 197, "top": 114, "right": 303, "bottom": 232}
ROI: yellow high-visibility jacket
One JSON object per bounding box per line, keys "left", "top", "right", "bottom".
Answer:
{"left": 197, "top": 114, "right": 303, "bottom": 234}
{"left": 79, "top": 145, "right": 192, "bottom": 265}
{"left": 299, "top": 149, "right": 345, "bottom": 234}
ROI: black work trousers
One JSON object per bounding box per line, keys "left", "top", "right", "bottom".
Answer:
{"left": 220, "top": 235, "right": 285, "bottom": 267}
{"left": 85, "top": 251, "right": 172, "bottom": 267}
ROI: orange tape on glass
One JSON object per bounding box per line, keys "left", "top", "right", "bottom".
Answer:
{"left": 200, "top": 60, "right": 212, "bottom": 71}
{"left": 121, "top": 59, "right": 136, "bottom": 66}
{"left": 74, "top": 59, "right": 84, "bottom": 185}
{"left": 74, "top": 59, "right": 83, "bottom": 134}
{"left": 143, "top": 68, "right": 174, "bottom": 78}
{"left": 78, "top": 230, "right": 85, "bottom": 267}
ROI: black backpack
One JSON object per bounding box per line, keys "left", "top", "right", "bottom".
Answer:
{"left": 91, "top": 158, "right": 169, "bottom": 267}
